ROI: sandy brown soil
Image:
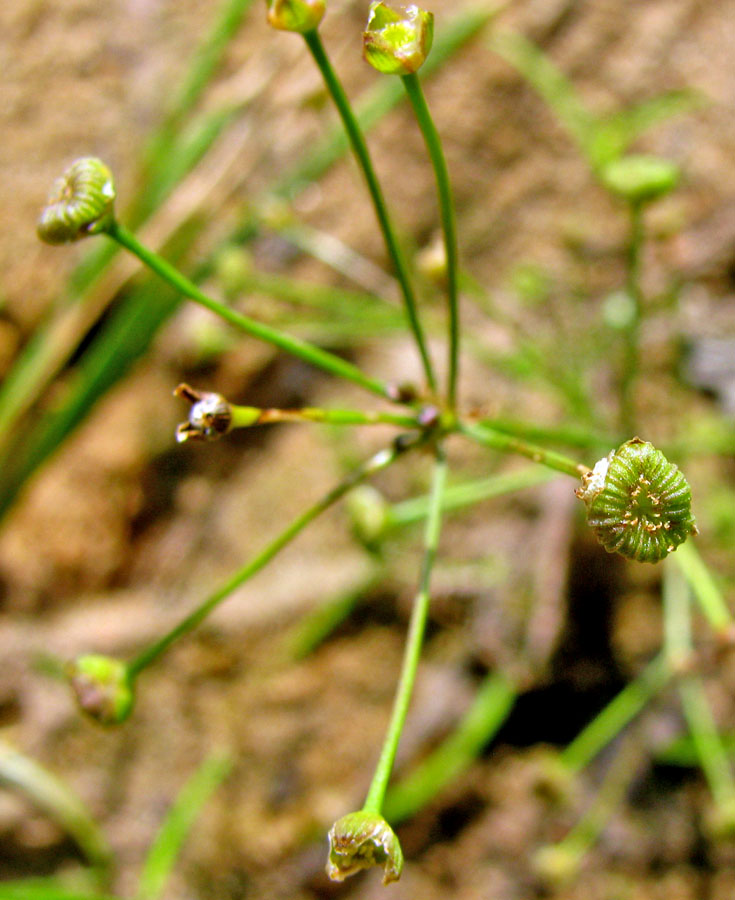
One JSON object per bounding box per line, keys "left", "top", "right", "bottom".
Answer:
{"left": 2, "top": 0, "right": 735, "bottom": 898}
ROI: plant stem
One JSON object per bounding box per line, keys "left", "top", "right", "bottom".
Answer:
{"left": 302, "top": 29, "right": 437, "bottom": 396}
{"left": 620, "top": 200, "right": 644, "bottom": 435}
{"left": 387, "top": 466, "right": 556, "bottom": 528}
{"left": 672, "top": 540, "right": 734, "bottom": 635}
{"left": 401, "top": 72, "right": 460, "bottom": 409}
{"left": 362, "top": 451, "right": 448, "bottom": 814}
{"left": 127, "top": 435, "right": 422, "bottom": 677}
{"left": 459, "top": 421, "right": 590, "bottom": 479}
{"left": 107, "top": 220, "right": 392, "bottom": 402}
{"left": 663, "top": 563, "right": 735, "bottom": 825}
{"left": 229, "top": 405, "right": 421, "bottom": 430}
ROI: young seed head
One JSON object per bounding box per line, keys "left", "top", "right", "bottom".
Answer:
{"left": 37, "top": 157, "right": 116, "bottom": 244}
{"left": 67, "top": 654, "right": 134, "bottom": 726}
{"left": 265, "top": 0, "right": 325, "bottom": 33}
{"left": 577, "top": 437, "right": 698, "bottom": 563}
{"left": 600, "top": 155, "right": 680, "bottom": 205}
{"left": 326, "top": 810, "right": 403, "bottom": 884}
{"left": 174, "top": 383, "right": 233, "bottom": 443}
{"left": 363, "top": 2, "right": 434, "bottom": 75}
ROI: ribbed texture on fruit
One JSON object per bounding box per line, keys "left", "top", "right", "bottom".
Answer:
{"left": 578, "top": 438, "right": 697, "bottom": 563}
{"left": 37, "top": 157, "right": 115, "bottom": 244}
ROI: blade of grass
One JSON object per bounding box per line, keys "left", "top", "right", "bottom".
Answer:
{"left": 135, "top": 754, "right": 232, "bottom": 900}
{"left": 0, "top": 0, "right": 254, "bottom": 453}
{"left": 0, "top": 880, "right": 117, "bottom": 900}
{"left": 0, "top": 740, "right": 113, "bottom": 878}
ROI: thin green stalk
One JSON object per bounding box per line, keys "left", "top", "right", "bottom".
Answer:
{"left": 302, "top": 29, "right": 437, "bottom": 395}
{"left": 460, "top": 421, "right": 590, "bottom": 479}
{"left": 679, "top": 678, "right": 735, "bottom": 826}
{"left": 561, "top": 653, "right": 671, "bottom": 774}
{"left": 229, "top": 405, "right": 420, "bottom": 429}
{"left": 0, "top": 740, "right": 113, "bottom": 881}
{"left": 127, "top": 436, "right": 421, "bottom": 677}
{"left": 672, "top": 540, "right": 733, "bottom": 634}
{"left": 621, "top": 200, "right": 644, "bottom": 435}
{"left": 136, "top": 754, "right": 232, "bottom": 900}
{"left": 107, "top": 220, "right": 392, "bottom": 401}
{"left": 538, "top": 735, "right": 641, "bottom": 883}
{"left": 663, "top": 563, "right": 735, "bottom": 825}
{"left": 401, "top": 72, "right": 460, "bottom": 409}
{"left": 382, "top": 671, "right": 516, "bottom": 822}
{"left": 387, "top": 466, "right": 556, "bottom": 528}
{"left": 362, "top": 451, "right": 448, "bottom": 814}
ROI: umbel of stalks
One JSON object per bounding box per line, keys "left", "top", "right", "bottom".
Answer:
{"left": 37, "top": 157, "right": 116, "bottom": 244}
{"left": 326, "top": 810, "right": 404, "bottom": 884}
{"left": 577, "top": 438, "right": 698, "bottom": 563}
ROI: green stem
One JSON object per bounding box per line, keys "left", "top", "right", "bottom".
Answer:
{"left": 561, "top": 653, "right": 671, "bottom": 774}
{"left": 402, "top": 72, "right": 460, "bottom": 409}
{"left": 302, "top": 30, "right": 437, "bottom": 395}
{"left": 229, "top": 404, "right": 421, "bottom": 429}
{"left": 127, "top": 436, "right": 421, "bottom": 677}
{"left": 387, "top": 466, "right": 556, "bottom": 528}
{"left": 672, "top": 540, "right": 734, "bottom": 635}
{"left": 663, "top": 563, "right": 735, "bottom": 824}
{"left": 362, "top": 451, "right": 448, "bottom": 814}
{"left": 107, "top": 220, "right": 392, "bottom": 402}
{"left": 460, "top": 421, "right": 590, "bottom": 479}
{"left": 621, "top": 201, "right": 644, "bottom": 435}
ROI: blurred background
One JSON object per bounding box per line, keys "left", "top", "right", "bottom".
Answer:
{"left": 2, "top": 0, "right": 735, "bottom": 897}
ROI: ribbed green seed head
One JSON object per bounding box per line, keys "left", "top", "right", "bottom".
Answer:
{"left": 37, "top": 157, "right": 116, "bottom": 244}
{"left": 363, "top": 2, "right": 434, "bottom": 75}
{"left": 67, "top": 654, "right": 134, "bottom": 726}
{"left": 326, "top": 810, "right": 403, "bottom": 884}
{"left": 577, "top": 438, "right": 697, "bottom": 563}
{"left": 266, "top": 0, "right": 325, "bottom": 33}
{"left": 600, "top": 155, "right": 680, "bottom": 204}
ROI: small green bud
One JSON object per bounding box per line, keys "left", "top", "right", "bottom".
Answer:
{"left": 67, "top": 655, "right": 134, "bottom": 726}
{"left": 600, "top": 154, "right": 680, "bottom": 204}
{"left": 576, "top": 438, "right": 698, "bottom": 563}
{"left": 266, "top": 0, "right": 325, "bottom": 33}
{"left": 326, "top": 810, "right": 403, "bottom": 884}
{"left": 363, "top": 2, "right": 434, "bottom": 75}
{"left": 174, "top": 383, "right": 233, "bottom": 443}
{"left": 347, "top": 485, "right": 391, "bottom": 547}
{"left": 37, "top": 157, "right": 116, "bottom": 244}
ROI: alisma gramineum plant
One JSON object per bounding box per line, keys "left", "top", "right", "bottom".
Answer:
{"left": 34, "top": 0, "right": 712, "bottom": 885}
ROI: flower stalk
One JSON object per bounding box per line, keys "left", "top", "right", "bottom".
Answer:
{"left": 301, "top": 28, "right": 438, "bottom": 395}
{"left": 127, "top": 434, "right": 426, "bottom": 679}
{"left": 105, "top": 220, "right": 393, "bottom": 401}
{"left": 401, "top": 70, "right": 460, "bottom": 409}
{"left": 362, "top": 449, "right": 447, "bottom": 814}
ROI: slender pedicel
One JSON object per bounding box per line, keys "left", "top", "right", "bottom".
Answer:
{"left": 127, "top": 433, "right": 428, "bottom": 679}
{"left": 362, "top": 2, "right": 460, "bottom": 407}
{"left": 300, "top": 27, "right": 438, "bottom": 395}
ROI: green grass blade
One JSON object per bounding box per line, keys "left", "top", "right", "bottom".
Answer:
{"left": 0, "top": 273, "right": 182, "bottom": 521}
{"left": 0, "top": 880, "right": 117, "bottom": 900}
{"left": 489, "top": 30, "right": 598, "bottom": 165}
{"left": 0, "top": 740, "right": 112, "bottom": 876}
{"left": 591, "top": 89, "right": 703, "bottom": 166}
{"left": 135, "top": 754, "right": 232, "bottom": 900}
